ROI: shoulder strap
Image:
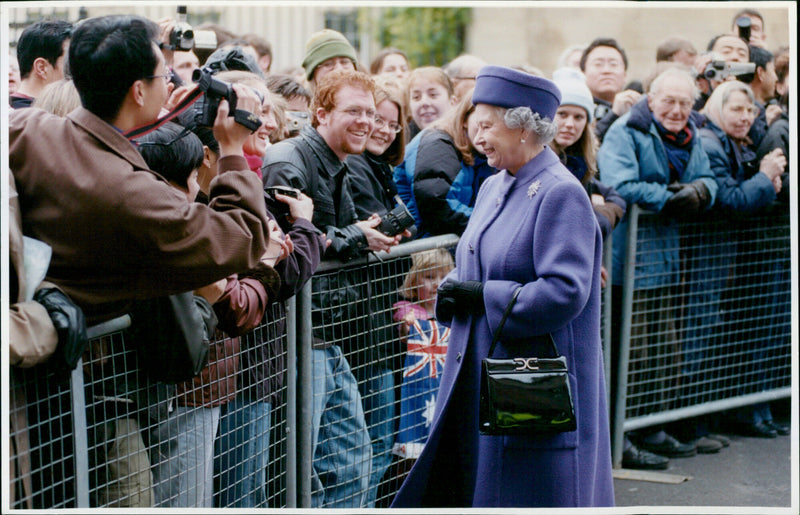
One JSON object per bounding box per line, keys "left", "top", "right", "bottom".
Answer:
{"left": 487, "top": 287, "right": 522, "bottom": 357}
{"left": 487, "top": 287, "right": 559, "bottom": 358}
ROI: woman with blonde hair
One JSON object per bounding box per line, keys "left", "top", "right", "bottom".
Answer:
{"left": 31, "top": 79, "right": 80, "bottom": 116}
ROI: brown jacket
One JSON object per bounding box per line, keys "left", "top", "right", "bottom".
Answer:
{"left": 9, "top": 107, "right": 271, "bottom": 325}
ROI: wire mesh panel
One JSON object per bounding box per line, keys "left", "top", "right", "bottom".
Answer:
{"left": 9, "top": 363, "right": 77, "bottom": 509}
{"left": 9, "top": 301, "right": 292, "bottom": 510}
{"left": 302, "top": 236, "right": 458, "bottom": 509}
{"left": 213, "top": 301, "right": 291, "bottom": 508}
{"left": 620, "top": 207, "right": 791, "bottom": 425}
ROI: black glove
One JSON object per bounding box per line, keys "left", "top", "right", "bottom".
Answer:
{"left": 33, "top": 287, "right": 88, "bottom": 372}
{"left": 662, "top": 180, "right": 710, "bottom": 218}
{"left": 436, "top": 280, "right": 485, "bottom": 320}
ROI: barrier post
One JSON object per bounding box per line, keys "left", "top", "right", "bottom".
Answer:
{"left": 612, "top": 205, "right": 639, "bottom": 469}
{"left": 285, "top": 297, "right": 297, "bottom": 507}
{"left": 295, "top": 281, "right": 313, "bottom": 507}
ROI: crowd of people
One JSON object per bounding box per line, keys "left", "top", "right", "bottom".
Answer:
{"left": 7, "top": 6, "right": 790, "bottom": 509}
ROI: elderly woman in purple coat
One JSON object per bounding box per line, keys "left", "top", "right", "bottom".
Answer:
{"left": 391, "top": 66, "right": 614, "bottom": 508}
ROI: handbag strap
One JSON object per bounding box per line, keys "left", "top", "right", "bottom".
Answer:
{"left": 487, "top": 287, "right": 559, "bottom": 358}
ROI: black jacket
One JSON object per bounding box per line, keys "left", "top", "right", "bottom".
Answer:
{"left": 347, "top": 151, "right": 397, "bottom": 219}
{"left": 262, "top": 124, "right": 368, "bottom": 262}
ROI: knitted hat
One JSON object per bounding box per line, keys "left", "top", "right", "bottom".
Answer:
{"left": 552, "top": 67, "right": 595, "bottom": 122}
{"left": 472, "top": 65, "right": 561, "bottom": 120}
{"left": 302, "top": 29, "right": 358, "bottom": 80}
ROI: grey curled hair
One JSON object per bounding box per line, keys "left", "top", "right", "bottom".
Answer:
{"left": 503, "top": 106, "right": 558, "bottom": 144}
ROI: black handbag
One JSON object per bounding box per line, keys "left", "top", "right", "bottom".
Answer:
{"left": 479, "top": 287, "right": 577, "bottom": 436}
{"left": 127, "top": 292, "right": 210, "bottom": 383}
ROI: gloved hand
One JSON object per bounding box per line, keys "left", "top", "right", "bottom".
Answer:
{"left": 662, "top": 180, "right": 711, "bottom": 219}
{"left": 436, "top": 280, "right": 485, "bottom": 320}
{"left": 34, "top": 287, "right": 88, "bottom": 371}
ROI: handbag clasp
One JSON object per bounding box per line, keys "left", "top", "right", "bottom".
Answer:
{"left": 513, "top": 357, "right": 539, "bottom": 371}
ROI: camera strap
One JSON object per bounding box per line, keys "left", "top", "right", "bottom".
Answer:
{"left": 123, "top": 86, "right": 206, "bottom": 140}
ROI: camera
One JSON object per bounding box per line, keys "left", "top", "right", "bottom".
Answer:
{"left": 736, "top": 16, "right": 752, "bottom": 42}
{"left": 192, "top": 66, "right": 262, "bottom": 132}
{"left": 286, "top": 111, "right": 310, "bottom": 136}
{"left": 378, "top": 199, "right": 415, "bottom": 237}
{"left": 702, "top": 60, "right": 756, "bottom": 82}
{"left": 264, "top": 186, "right": 300, "bottom": 223}
{"left": 168, "top": 6, "right": 217, "bottom": 52}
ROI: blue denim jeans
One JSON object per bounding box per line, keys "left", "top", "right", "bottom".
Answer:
{"left": 214, "top": 397, "right": 271, "bottom": 508}
{"left": 150, "top": 405, "right": 220, "bottom": 507}
{"left": 310, "top": 345, "right": 372, "bottom": 508}
{"left": 354, "top": 366, "right": 395, "bottom": 508}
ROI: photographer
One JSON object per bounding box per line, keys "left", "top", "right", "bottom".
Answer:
{"left": 692, "top": 34, "right": 751, "bottom": 110}
{"left": 10, "top": 13, "right": 271, "bottom": 326}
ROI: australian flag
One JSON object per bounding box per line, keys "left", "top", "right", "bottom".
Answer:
{"left": 393, "top": 317, "right": 449, "bottom": 459}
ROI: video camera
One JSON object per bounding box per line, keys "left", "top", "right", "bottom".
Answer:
{"left": 192, "top": 66, "right": 262, "bottom": 132}
{"left": 167, "top": 6, "right": 217, "bottom": 52}
{"left": 702, "top": 60, "right": 756, "bottom": 82}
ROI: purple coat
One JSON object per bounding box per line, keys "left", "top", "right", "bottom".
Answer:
{"left": 392, "top": 147, "right": 614, "bottom": 508}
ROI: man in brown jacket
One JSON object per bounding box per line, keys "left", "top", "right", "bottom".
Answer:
{"left": 9, "top": 14, "right": 271, "bottom": 325}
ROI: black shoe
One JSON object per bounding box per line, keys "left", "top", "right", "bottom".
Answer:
{"left": 622, "top": 444, "right": 669, "bottom": 470}
{"left": 738, "top": 421, "right": 777, "bottom": 438}
{"left": 689, "top": 436, "right": 723, "bottom": 454}
{"left": 706, "top": 433, "right": 731, "bottom": 447}
{"left": 765, "top": 420, "right": 790, "bottom": 436}
{"left": 637, "top": 433, "right": 697, "bottom": 458}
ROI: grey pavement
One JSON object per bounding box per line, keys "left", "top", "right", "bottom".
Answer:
{"left": 613, "top": 402, "right": 794, "bottom": 513}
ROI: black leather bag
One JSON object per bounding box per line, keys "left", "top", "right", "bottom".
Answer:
{"left": 127, "top": 292, "right": 210, "bottom": 383}
{"left": 479, "top": 288, "right": 577, "bottom": 436}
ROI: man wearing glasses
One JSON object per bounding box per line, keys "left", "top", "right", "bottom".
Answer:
{"left": 262, "top": 69, "right": 405, "bottom": 508}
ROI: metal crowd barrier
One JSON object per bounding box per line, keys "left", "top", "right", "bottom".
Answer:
{"left": 610, "top": 204, "right": 792, "bottom": 468}
{"left": 7, "top": 210, "right": 789, "bottom": 508}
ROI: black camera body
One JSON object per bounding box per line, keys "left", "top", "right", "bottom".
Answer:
{"left": 736, "top": 16, "right": 752, "bottom": 42}
{"left": 703, "top": 60, "right": 756, "bottom": 82}
{"left": 286, "top": 111, "right": 310, "bottom": 136}
{"left": 379, "top": 203, "right": 415, "bottom": 237}
{"left": 192, "top": 67, "right": 262, "bottom": 132}
{"left": 264, "top": 186, "right": 300, "bottom": 226}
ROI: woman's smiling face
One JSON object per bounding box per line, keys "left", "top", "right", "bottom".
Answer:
{"left": 471, "top": 104, "right": 527, "bottom": 173}
{"left": 409, "top": 78, "right": 453, "bottom": 129}
{"left": 366, "top": 99, "right": 399, "bottom": 156}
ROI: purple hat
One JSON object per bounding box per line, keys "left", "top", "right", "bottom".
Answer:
{"left": 472, "top": 65, "right": 562, "bottom": 120}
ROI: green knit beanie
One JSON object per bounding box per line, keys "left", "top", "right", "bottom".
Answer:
{"left": 302, "top": 29, "right": 358, "bottom": 81}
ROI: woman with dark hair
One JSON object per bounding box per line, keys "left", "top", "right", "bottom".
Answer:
{"left": 370, "top": 47, "right": 411, "bottom": 82}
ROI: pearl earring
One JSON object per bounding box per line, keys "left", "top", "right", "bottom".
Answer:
{"left": 520, "top": 138, "right": 526, "bottom": 143}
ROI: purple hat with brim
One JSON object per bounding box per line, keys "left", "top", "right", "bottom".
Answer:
{"left": 472, "top": 65, "right": 562, "bottom": 120}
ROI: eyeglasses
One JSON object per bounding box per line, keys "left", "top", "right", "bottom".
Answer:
{"left": 657, "top": 97, "right": 693, "bottom": 111}
{"left": 374, "top": 116, "right": 402, "bottom": 133}
{"left": 337, "top": 107, "right": 377, "bottom": 122}
{"left": 145, "top": 73, "right": 172, "bottom": 83}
